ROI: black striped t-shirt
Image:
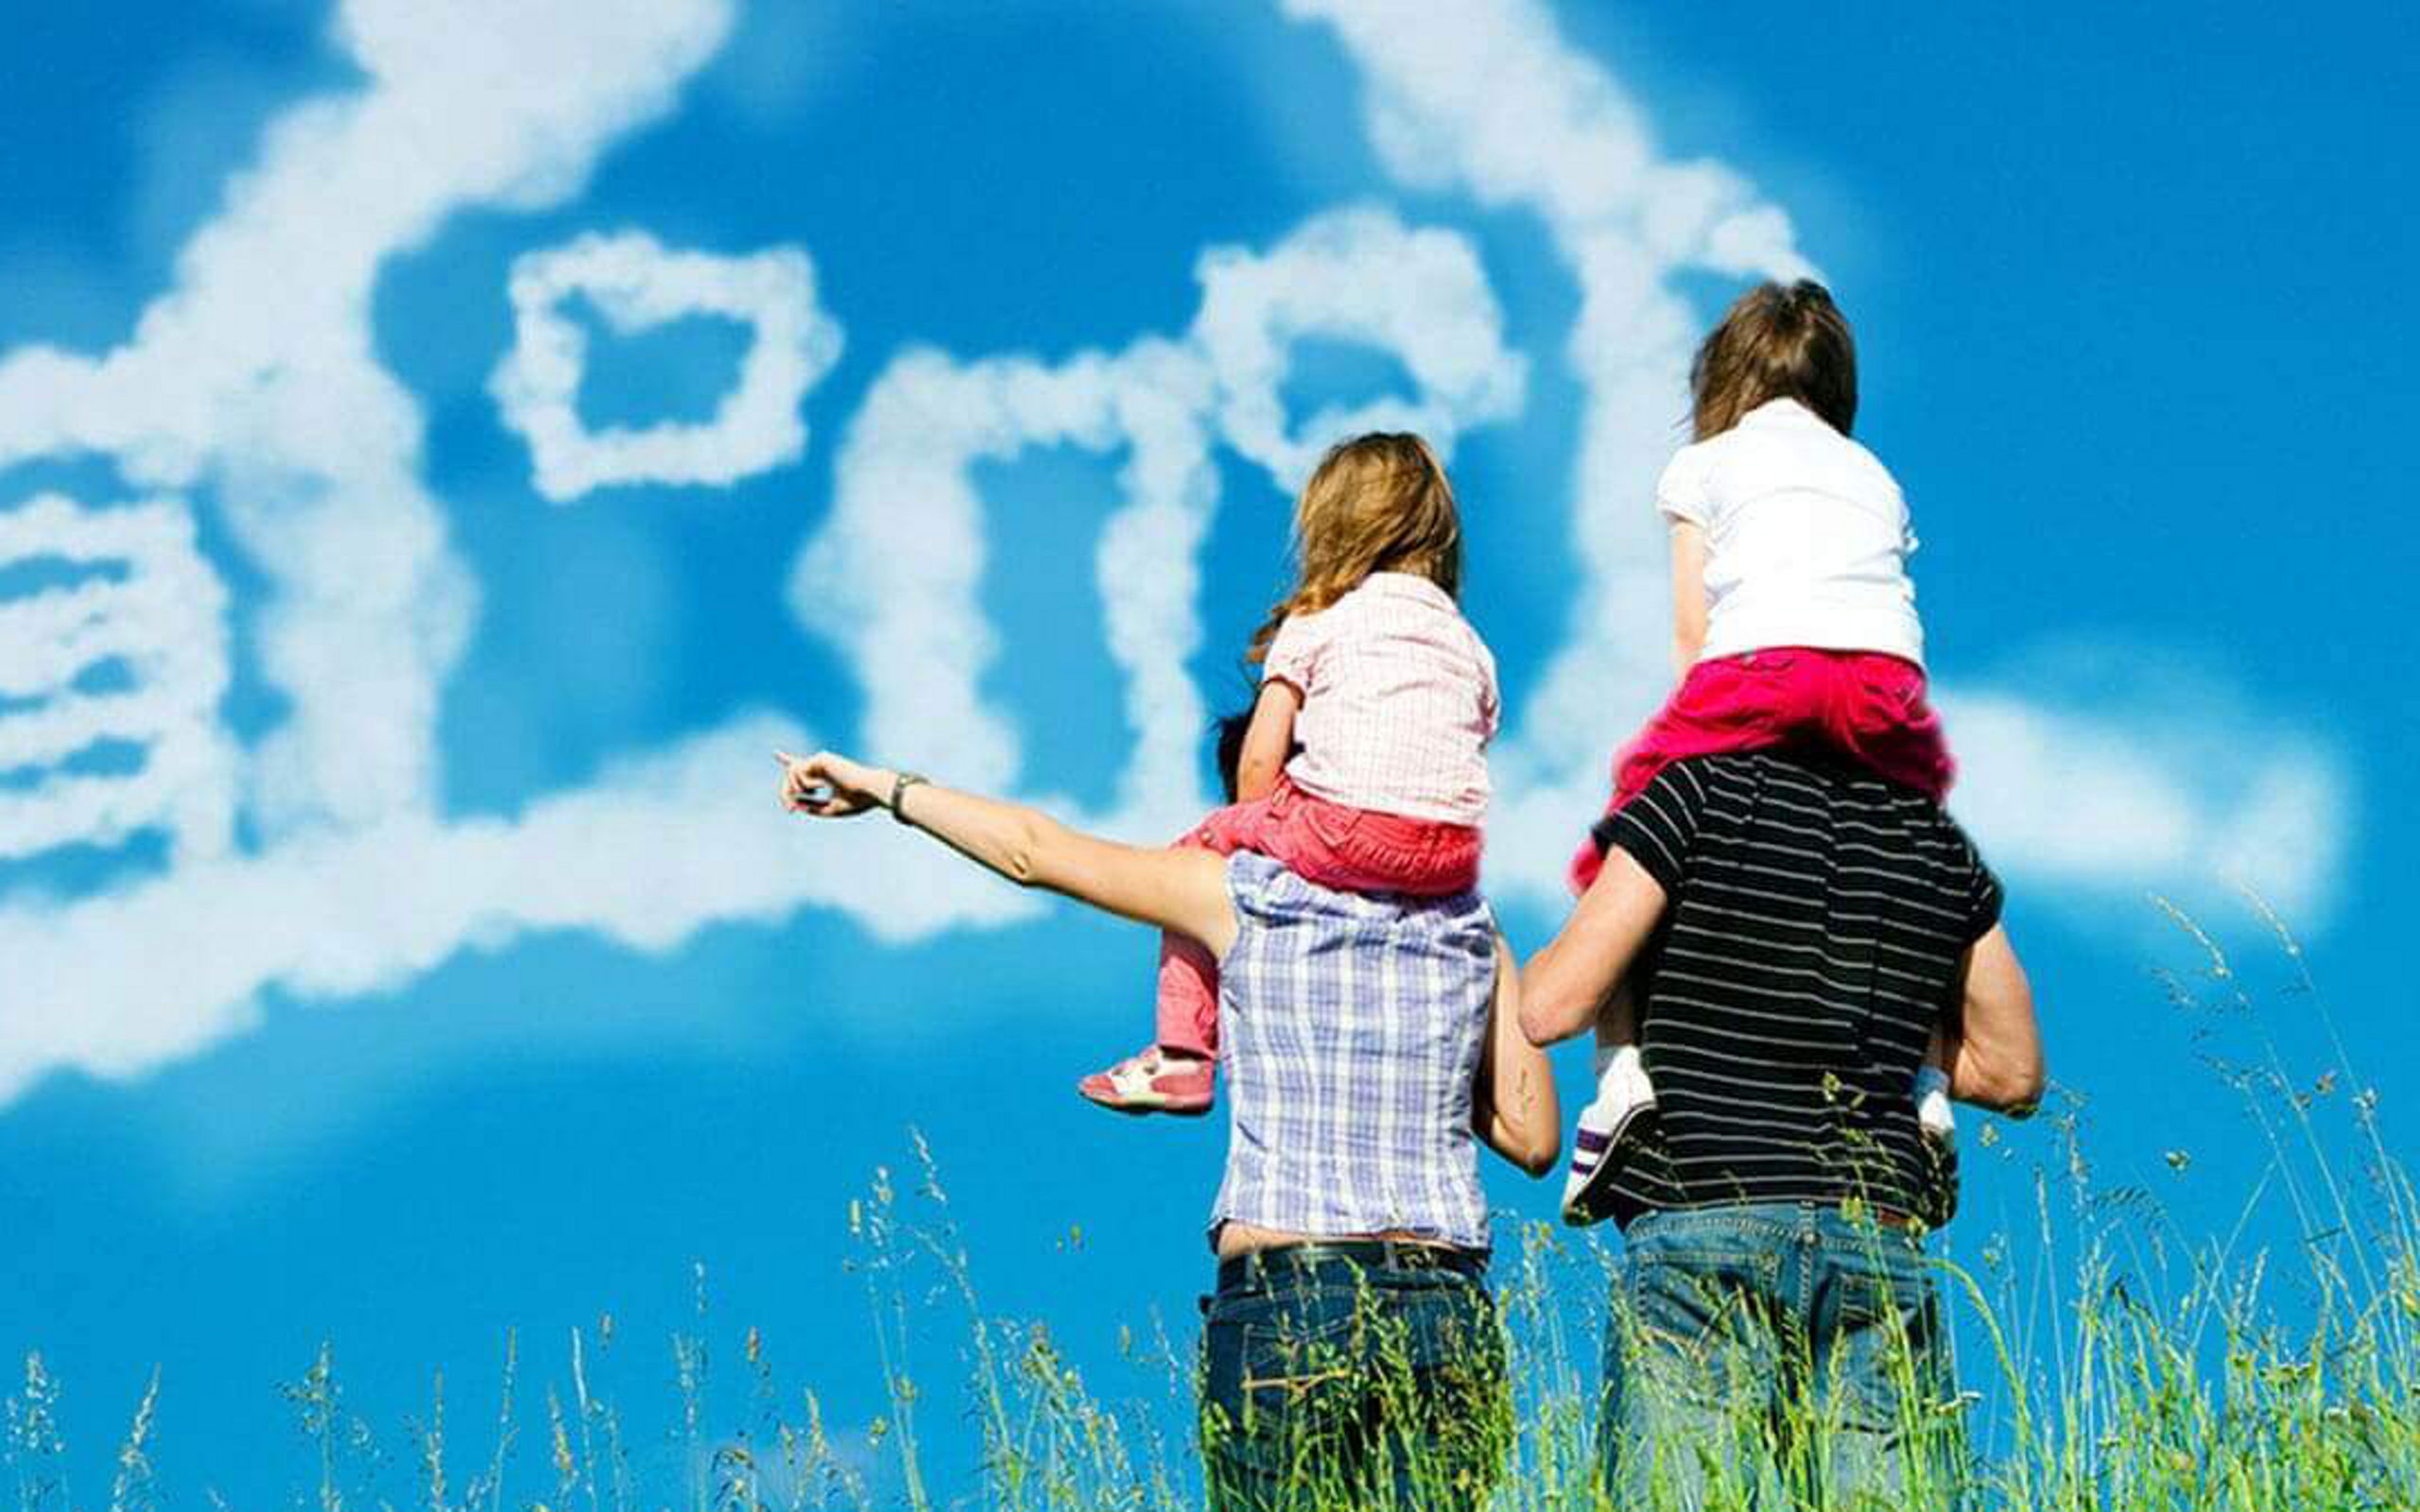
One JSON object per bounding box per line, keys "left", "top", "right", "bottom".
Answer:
{"left": 1598, "top": 751, "right": 2002, "bottom": 1228}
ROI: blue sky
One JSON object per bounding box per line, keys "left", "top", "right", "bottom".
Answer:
{"left": 3, "top": 0, "right": 2414, "bottom": 1502}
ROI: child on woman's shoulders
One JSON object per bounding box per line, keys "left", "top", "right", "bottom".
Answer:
{"left": 1082, "top": 432, "right": 1499, "bottom": 1115}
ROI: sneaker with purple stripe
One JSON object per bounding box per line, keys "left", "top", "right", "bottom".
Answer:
{"left": 1561, "top": 1048, "right": 1658, "bottom": 1226}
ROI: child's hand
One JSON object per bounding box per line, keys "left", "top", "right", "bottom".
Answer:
{"left": 775, "top": 749, "right": 888, "bottom": 817}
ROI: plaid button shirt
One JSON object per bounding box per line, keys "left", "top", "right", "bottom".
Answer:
{"left": 1209, "top": 852, "right": 1498, "bottom": 1251}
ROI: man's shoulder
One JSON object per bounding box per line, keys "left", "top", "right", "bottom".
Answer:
{"left": 1664, "top": 749, "right": 1969, "bottom": 834}
{"left": 1646, "top": 751, "right": 1997, "bottom": 943}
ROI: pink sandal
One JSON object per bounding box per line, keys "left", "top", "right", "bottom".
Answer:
{"left": 1079, "top": 1046, "right": 1215, "bottom": 1116}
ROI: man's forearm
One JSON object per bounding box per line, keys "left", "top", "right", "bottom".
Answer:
{"left": 1520, "top": 850, "right": 1670, "bottom": 1045}
{"left": 1947, "top": 926, "right": 2045, "bottom": 1114}
{"left": 1518, "top": 936, "right": 1612, "bottom": 1045}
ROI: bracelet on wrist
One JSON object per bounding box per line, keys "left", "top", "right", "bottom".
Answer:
{"left": 889, "top": 771, "right": 929, "bottom": 824}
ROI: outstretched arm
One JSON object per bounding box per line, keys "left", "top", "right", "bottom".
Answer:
{"left": 1943, "top": 924, "right": 2045, "bottom": 1115}
{"left": 779, "top": 750, "right": 1237, "bottom": 957}
{"left": 1473, "top": 934, "right": 1561, "bottom": 1176}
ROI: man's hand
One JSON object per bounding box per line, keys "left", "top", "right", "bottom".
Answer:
{"left": 776, "top": 749, "right": 890, "bottom": 817}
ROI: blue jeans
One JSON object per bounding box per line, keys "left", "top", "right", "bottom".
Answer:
{"left": 1599, "top": 1203, "right": 1966, "bottom": 1510}
{"left": 1199, "top": 1245, "right": 1509, "bottom": 1510}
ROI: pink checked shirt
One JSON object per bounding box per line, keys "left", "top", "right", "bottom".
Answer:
{"left": 1261, "top": 573, "right": 1498, "bottom": 827}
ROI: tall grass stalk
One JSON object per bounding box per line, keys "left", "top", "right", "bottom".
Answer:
{"left": 104, "top": 1370, "right": 157, "bottom": 1512}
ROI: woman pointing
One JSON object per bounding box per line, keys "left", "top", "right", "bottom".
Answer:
{"left": 780, "top": 745, "right": 1557, "bottom": 1510}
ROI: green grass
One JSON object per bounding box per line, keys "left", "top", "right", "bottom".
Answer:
{"left": 9, "top": 907, "right": 2417, "bottom": 1509}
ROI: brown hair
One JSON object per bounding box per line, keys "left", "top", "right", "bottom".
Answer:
{"left": 1689, "top": 279, "right": 1857, "bottom": 441}
{"left": 1246, "top": 432, "right": 1461, "bottom": 663}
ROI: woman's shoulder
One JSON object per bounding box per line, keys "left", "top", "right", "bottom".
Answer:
{"left": 1226, "top": 851, "right": 1495, "bottom": 939}
{"left": 1224, "top": 850, "right": 1326, "bottom": 904}
{"left": 1221, "top": 850, "right": 1307, "bottom": 920}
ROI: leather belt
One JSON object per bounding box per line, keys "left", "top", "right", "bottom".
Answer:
{"left": 1217, "top": 1239, "right": 1488, "bottom": 1293}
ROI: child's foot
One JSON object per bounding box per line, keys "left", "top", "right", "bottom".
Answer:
{"left": 1562, "top": 1046, "right": 1657, "bottom": 1226}
{"left": 1915, "top": 1065, "right": 1956, "bottom": 1149}
{"left": 1079, "top": 1046, "right": 1215, "bottom": 1116}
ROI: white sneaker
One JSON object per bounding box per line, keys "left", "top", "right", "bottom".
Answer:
{"left": 1915, "top": 1064, "right": 1956, "bottom": 1149}
{"left": 1562, "top": 1046, "right": 1658, "bottom": 1226}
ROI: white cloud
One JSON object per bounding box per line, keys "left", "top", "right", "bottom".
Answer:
{"left": 0, "top": 711, "right": 1035, "bottom": 1105}
{"left": 789, "top": 204, "right": 1523, "bottom": 845}
{"left": 0, "top": 0, "right": 2354, "bottom": 1109}
{"left": 491, "top": 229, "right": 844, "bottom": 502}
{"left": 1192, "top": 205, "right": 1526, "bottom": 486}
{"left": 0, "top": 0, "right": 1027, "bottom": 1108}
{"left": 0, "top": 0, "right": 737, "bottom": 838}
{"left": 0, "top": 494, "right": 235, "bottom": 865}
{"left": 1939, "top": 687, "right": 2345, "bottom": 923}
{"left": 0, "top": 0, "right": 744, "bottom": 1095}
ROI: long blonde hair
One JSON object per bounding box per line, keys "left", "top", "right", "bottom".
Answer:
{"left": 1247, "top": 432, "right": 1461, "bottom": 664}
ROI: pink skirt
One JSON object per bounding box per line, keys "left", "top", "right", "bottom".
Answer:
{"left": 1569, "top": 647, "right": 1956, "bottom": 895}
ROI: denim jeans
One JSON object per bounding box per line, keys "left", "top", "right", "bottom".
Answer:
{"left": 1599, "top": 1203, "right": 1965, "bottom": 1510}
{"left": 1200, "top": 1245, "right": 1509, "bottom": 1511}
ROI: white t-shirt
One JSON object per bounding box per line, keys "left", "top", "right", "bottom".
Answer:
{"left": 1658, "top": 398, "right": 1926, "bottom": 668}
{"left": 1260, "top": 573, "right": 1497, "bottom": 827}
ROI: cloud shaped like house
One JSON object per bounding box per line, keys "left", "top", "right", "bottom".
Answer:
{"left": 492, "top": 229, "right": 843, "bottom": 503}
{"left": 0, "top": 0, "right": 2348, "bottom": 1109}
